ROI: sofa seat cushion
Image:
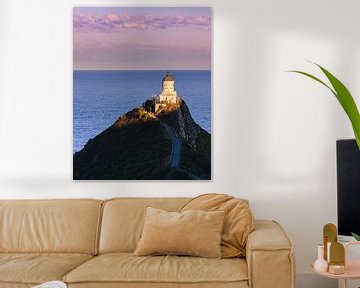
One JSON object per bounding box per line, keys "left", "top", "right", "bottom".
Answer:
{"left": 0, "top": 284, "right": 33, "bottom": 288}
{"left": 64, "top": 253, "right": 248, "bottom": 285}
{"left": 0, "top": 253, "right": 93, "bottom": 285}
{"left": 67, "top": 283, "right": 249, "bottom": 288}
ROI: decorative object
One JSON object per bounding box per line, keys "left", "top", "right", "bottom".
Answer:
{"left": 181, "top": 193, "right": 255, "bottom": 257}
{"left": 133, "top": 207, "right": 225, "bottom": 258}
{"left": 323, "top": 223, "right": 337, "bottom": 262}
{"left": 311, "top": 241, "right": 360, "bottom": 288}
{"left": 73, "top": 7, "right": 212, "bottom": 180}
{"left": 314, "top": 244, "right": 328, "bottom": 272}
{"left": 329, "top": 242, "right": 345, "bottom": 275}
{"left": 322, "top": 223, "right": 344, "bottom": 273}
{"left": 290, "top": 62, "right": 360, "bottom": 150}
{"left": 32, "top": 282, "right": 67, "bottom": 288}
{"left": 328, "top": 264, "right": 345, "bottom": 275}
{"left": 291, "top": 64, "right": 360, "bottom": 240}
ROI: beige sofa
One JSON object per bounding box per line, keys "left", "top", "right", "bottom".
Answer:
{"left": 0, "top": 198, "right": 295, "bottom": 288}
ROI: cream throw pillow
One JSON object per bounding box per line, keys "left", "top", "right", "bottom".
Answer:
{"left": 181, "top": 194, "right": 255, "bottom": 258}
{"left": 134, "top": 207, "right": 225, "bottom": 258}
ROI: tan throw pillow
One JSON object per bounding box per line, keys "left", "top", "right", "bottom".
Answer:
{"left": 134, "top": 207, "right": 225, "bottom": 258}
{"left": 181, "top": 193, "right": 254, "bottom": 258}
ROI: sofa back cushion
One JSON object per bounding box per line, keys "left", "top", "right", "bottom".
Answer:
{"left": 99, "top": 198, "right": 189, "bottom": 253}
{"left": 0, "top": 199, "right": 102, "bottom": 254}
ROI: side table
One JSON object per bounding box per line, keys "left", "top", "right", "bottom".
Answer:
{"left": 311, "top": 242, "right": 360, "bottom": 288}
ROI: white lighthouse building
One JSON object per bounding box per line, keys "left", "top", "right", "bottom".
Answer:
{"left": 159, "top": 72, "right": 177, "bottom": 104}
{"left": 154, "top": 72, "right": 178, "bottom": 112}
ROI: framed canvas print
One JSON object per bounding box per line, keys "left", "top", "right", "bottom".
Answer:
{"left": 73, "top": 7, "right": 211, "bottom": 180}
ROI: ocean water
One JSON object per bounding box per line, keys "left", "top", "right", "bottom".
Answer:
{"left": 73, "top": 70, "right": 211, "bottom": 153}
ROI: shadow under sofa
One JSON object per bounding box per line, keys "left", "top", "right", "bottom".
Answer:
{"left": 0, "top": 198, "right": 295, "bottom": 288}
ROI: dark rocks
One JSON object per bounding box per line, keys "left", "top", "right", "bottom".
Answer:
{"left": 73, "top": 99, "right": 210, "bottom": 180}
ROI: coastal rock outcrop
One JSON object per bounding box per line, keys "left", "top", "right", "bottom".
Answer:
{"left": 73, "top": 99, "right": 210, "bottom": 180}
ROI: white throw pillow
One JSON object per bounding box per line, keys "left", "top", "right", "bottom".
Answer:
{"left": 32, "top": 281, "right": 67, "bottom": 288}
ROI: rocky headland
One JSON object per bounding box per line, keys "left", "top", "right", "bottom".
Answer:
{"left": 73, "top": 99, "right": 211, "bottom": 180}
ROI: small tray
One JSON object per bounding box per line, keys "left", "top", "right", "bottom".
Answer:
{"left": 312, "top": 242, "right": 360, "bottom": 280}
{"left": 311, "top": 261, "right": 360, "bottom": 280}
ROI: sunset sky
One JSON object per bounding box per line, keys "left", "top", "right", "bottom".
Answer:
{"left": 73, "top": 7, "right": 211, "bottom": 70}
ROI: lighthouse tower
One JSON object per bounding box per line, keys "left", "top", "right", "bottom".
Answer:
{"left": 159, "top": 72, "right": 177, "bottom": 104}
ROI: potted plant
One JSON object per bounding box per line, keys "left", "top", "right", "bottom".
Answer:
{"left": 290, "top": 63, "right": 360, "bottom": 240}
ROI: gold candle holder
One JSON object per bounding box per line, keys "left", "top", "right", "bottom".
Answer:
{"left": 323, "top": 223, "right": 337, "bottom": 262}
{"left": 328, "top": 242, "right": 345, "bottom": 274}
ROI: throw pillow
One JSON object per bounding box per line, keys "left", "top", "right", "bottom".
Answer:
{"left": 181, "top": 193, "right": 254, "bottom": 258}
{"left": 134, "top": 207, "right": 225, "bottom": 258}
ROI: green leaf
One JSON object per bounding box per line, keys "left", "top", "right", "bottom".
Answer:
{"left": 351, "top": 232, "right": 360, "bottom": 241}
{"left": 289, "top": 64, "right": 360, "bottom": 151}
{"left": 288, "top": 70, "right": 337, "bottom": 99}
{"left": 316, "top": 64, "right": 360, "bottom": 147}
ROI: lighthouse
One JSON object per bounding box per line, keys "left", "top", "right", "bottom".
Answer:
{"left": 159, "top": 72, "right": 177, "bottom": 104}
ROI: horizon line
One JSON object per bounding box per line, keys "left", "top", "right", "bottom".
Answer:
{"left": 73, "top": 68, "right": 211, "bottom": 71}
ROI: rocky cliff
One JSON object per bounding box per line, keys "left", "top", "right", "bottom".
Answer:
{"left": 73, "top": 99, "right": 211, "bottom": 180}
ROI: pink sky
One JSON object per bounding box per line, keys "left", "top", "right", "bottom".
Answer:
{"left": 73, "top": 7, "right": 211, "bottom": 70}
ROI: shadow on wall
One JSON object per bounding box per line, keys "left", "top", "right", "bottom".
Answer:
{"left": 242, "top": 28, "right": 355, "bottom": 183}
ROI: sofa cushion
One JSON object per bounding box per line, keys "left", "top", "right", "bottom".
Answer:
{"left": 134, "top": 207, "right": 225, "bottom": 258}
{"left": 67, "top": 282, "right": 249, "bottom": 288}
{"left": 181, "top": 194, "right": 254, "bottom": 258}
{"left": 63, "top": 253, "right": 248, "bottom": 284}
{"left": 0, "top": 284, "right": 33, "bottom": 288}
{"left": 99, "top": 198, "right": 190, "bottom": 253}
{"left": 0, "top": 253, "right": 93, "bottom": 285}
{"left": 0, "top": 199, "right": 103, "bottom": 254}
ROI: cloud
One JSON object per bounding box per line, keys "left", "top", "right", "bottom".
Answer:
{"left": 73, "top": 13, "right": 211, "bottom": 32}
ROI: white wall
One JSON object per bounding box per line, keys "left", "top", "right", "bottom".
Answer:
{"left": 1, "top": 0, "right": 359, "bottom": 287}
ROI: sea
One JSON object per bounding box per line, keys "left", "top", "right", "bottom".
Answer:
{"left": 73, "top": 70, "right": 211, "bottom": 153}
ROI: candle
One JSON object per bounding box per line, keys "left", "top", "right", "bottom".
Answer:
{"left": 328, "top": 264, "right": 345, "bottom": 275}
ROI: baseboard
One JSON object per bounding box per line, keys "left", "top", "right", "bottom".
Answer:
{"left": 296, "top": 273, "right": 337, "bottom": 288}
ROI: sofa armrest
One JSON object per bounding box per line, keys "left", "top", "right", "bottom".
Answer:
{"left": 246, "top": 220, "right": 295, "bottom": 288}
